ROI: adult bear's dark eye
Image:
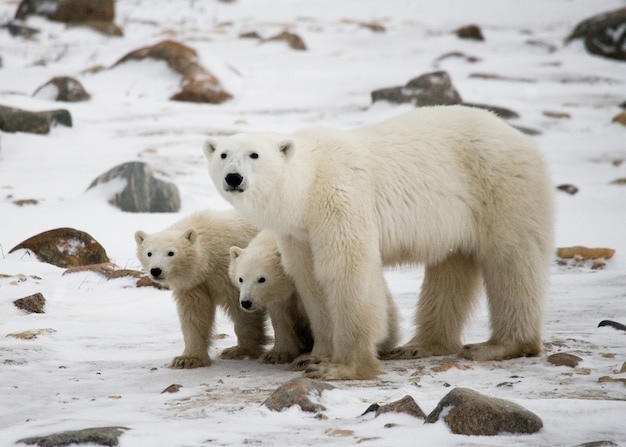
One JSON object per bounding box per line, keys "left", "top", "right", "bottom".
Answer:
{"left": 147, "top": 252, "right": 152, "bottom": 257}
{"left": 220, "top": 153, "right": 227, "bottom": 159}
{"left": 258, "top": 277, "right": 265, "bottom": 283}
{"left": 250, "top": 152, "right": 259, "bottom": 159}
{"left": 168, "top": 251, "right": 175, "bottom": 257}
{"left": 238, "top": 277, "right": 243, "bottom": 283}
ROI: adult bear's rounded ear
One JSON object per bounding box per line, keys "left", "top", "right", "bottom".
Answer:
{"left": 184, "top": 229, "right": 198, "bottom": 244}
{"left": 279, "top": 139, "right": 294, "bottom": 158}
{"left": 203, "top": 138, "right": 218, "bottom": 159}
{"left": 134, "top": 230, "right": 147, "bottom": 245}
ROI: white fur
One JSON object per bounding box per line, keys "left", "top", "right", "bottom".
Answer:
{"left": 204, "top": 105, "right": 554, "bottom": 380}
{"left": 135, "top": 210, "right": 265, "bottom": 368}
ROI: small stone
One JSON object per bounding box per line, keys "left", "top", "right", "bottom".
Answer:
{"left": 456, "top": 24, "right": 484, "bottom": 41}
{"left": 13, "top": 292, "right": 45, "bottom": 314}
{"left": 33, "top": 76, "right": 90, "bottom": 102}
{"left": 620, "top": 362, "right": 626, "bottom": 374}
{"left": 578, "top": 442, "right": 618, "bottom": 447}
{"left": 425, "top": 388, "right": 543, "bottom": 436}
{"left": 547, "top": 353, "right": 582, "bottom": 368}
{"left": 17, "top": 426, "right": 129, "bottom": 447}
{"left": 543, "top": 111, "right": 571, "bottom": 119}
{"left": 610, "top": 177, "right": 626, "bottom": 185}
{"left": 598, "top": 376, "right": 626, "bottom": 386}
{"left": 263, "top": 31, "right": 307, "bottom": 50}
{"left": 161, "top": 384, "right": 183, "bottom": 394}
{"left": 14, "top": 0, "right": 115, "bottom": 23}
{"left": 556, "top": 184, "right": 579, "bottom": 195}
{"left": 612, "top": 111, "right": 626, "bottom": 126}
{"left": 262, "top": 377, "right": 335, "bottom": 412}
{"left": 557, "top": 246, "right": 615, "bottom": 260}
{"left": 7, "top": 328, "right": 56, "bottom": 340}
{"left": 375, "top": 395, "right": 426, "bottom": 419}
{"left": 9, "top": 227, "right": 110, "bottom": 268}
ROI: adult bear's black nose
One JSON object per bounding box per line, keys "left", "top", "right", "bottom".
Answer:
{"left": 225, "top": 173, "right": 243, "bottom": 187}
{"left": 241, "top": 300, "right": 253, "bottom": 310}
{"left": 150, "top": 267, "right": 162, "bottom": 278}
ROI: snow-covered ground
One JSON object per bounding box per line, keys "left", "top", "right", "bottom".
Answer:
{"left": 1, "top": 1, "right": 625, "bottom": 446}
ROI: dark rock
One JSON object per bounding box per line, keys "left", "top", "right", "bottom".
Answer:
{"left": 360, "top": 403, "right": 380, "bottom": 416}
{"left": 598, "top": 320, "right": 626, "bottom": 331}
{"left": 15, "top": 0, "right": 114, "bottom": 23}
{"left": 556, "top": 184, "right": 579, "bottom": 195}
{"left": 547, "top": 353, "right": 582, "bottom": 368}
{"left": 262, "top": 378, "right": 335, "bottom": 412}
{"left": 375, "top": 395, "right": 426, "bottom": 419}
{"left": 161, "top": 384, "right": 183, "bottom": 394}
{"left": 565, "top": 7, "right": 626, "bottom": 61}
{"left": 425, "top": 388, "right": 543, "bottom": 436}
{"left": 13, "top": 292, "right": 46, "bottom": 314}
{"left": 263, "top": 31, "right": 307, "bottom": 50}
{"left": 6, "top": 20, "right": 40, "bottom": 37}
{"left": 456, "top": 24, "right": 484, "bottom": 41}
{"left": 578, "top": 441, "right": 618, "bottom": 447}
{"left": 17, "top": 426, "right": 129, "bottom": 447}
{"left": 113, "top": 40, "right": 232, "bottom": 104}
{"left": 239, "top": 30, "right": 262, "bottom": 40}
{"left": 613, "top": 111, "right": 626, "bottom": 126}
{"left": 620, "top": 100, "right": 626, "bottom": 109}
{"left": 33, "top": 76, "right": 90, "bottom": 102}
{"left": 9, "top": 228, "right": 110, "bottom": 268}
{"left": 371, "top": 71, "right": 462, "bottom": 107}
{"left": 87, "top": 161, "right": 181, "bottom": 213}
{"left": 0, "top": 105, "right": 72, "bottom": 134}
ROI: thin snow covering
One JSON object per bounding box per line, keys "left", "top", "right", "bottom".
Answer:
{"left": 1, "top": 1, "right": 626, "bottom": 446}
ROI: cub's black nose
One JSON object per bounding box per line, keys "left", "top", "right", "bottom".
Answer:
{"left": 150, "top": 267, "right": 162, "bottom": 278}
{"left": 241, "top": 300, "right": 253, "bottom": 310}
{"left": 225, "top": 173, "right": 243, "bottom": 187}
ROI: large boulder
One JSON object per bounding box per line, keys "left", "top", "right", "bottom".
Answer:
{"left": 566, "top": 7, "right": 626, "bottom": 61}
{"left": 371, "top": 71, "right": 462, "bottom": 106}
{"left": 0, "top": 105, "right": 71, "bottom": 134}
{"left": 113, "top": 40, "right": 232, "bottom": 104}
{"left": 14, "top": 0, "right": 114, "bottom": 23}
{"left": 33, "top": 76, "right": 91, "bottom": 102}
{"left": 87, "top": 161, "right": 181, "bottom": 213}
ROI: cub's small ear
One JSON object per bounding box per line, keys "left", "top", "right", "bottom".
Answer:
{"left": 203, "top": 138, "right": 218, "bottom": 159}
{"left": 184, "top": 229, "right": 197, "bottom": 244}
{"left": 135, "top": 230, "right": 147, "bottom": 245}
{"left": 279, "top": 139, "right": 294, "bottom": 158}
{"left": 229, "top": 246, "right": 243, "bottom": 260}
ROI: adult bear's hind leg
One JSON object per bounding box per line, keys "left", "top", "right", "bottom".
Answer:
{"left": 386, "top": 253, "right": 481, "bottom": 359}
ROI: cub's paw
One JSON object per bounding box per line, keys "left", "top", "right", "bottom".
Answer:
{"left": 169, "top": 356, "right": 210, "bottom": 369}
{"left": 220, "top": 345, "right": 263, "bottom": 360}
{"left": 287, "top": 354, "right": 324, "bottom": 371}
{"left": 259, "top": 350, "right": 297, "bottom": 364}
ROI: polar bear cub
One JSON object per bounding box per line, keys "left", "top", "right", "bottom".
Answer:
{"left": 229, "top": 230, "right": 313, "bottom": 364}
{"left": 204, "top": 105, "right": 554, "bottom": 380}
{"left": 135, "top": 210, "right": 266, "bottom": 368}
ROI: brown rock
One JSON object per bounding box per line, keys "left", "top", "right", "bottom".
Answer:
{"left": 263, "top": 31, "right": 307, "bottom": 50}
{"left": 556, "top": 184, "right": 579, "bottom": 195}
{"left": 456, "top": 24, "right": 484, "bottom": 41}
{"left": 557, "top": 246, "right": 615, "bottom": 260}
{"left": 372, "top": 71, "right": 462, "bottom": 107}
{"left": 15, "top": 0, "right": 114, "bottom": 23}
{"left": 613, "top": 111, "right": 626, "bottom": 126}
{"left": 425, "top": 388, "right": 543, "bottom": 436}
{"left": 13, "top": 292, "right": 46, "bottom": 314}
{"left": 566, "top": 7, "right": 626, "bottom": 61}
{"left": 161, "top": 384, "right": 183, "bottom": 394}
{"left": 7, "top": 328, "right": 56, "bottom": 340}
{"left": 547, "top": 353, "right": 582, "bottom": 368}
{"left": 9, "top": 227, "right": 110, "bottom": 268}
{"left": 0, "top": 105, "right": 72, "bottom": 134}
{"left": 375, "top": 395, "right": 426, "bottom": 419}
{"left": 113, "top": 40, "right": 232, "bottom": 104}
{"left": 263, "top": 378, "right": 335, "bottom": 412}
{"left": 33, "top": 76, "right": 90, "bottom": 102}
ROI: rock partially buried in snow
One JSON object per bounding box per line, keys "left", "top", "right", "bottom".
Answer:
{"left": 371, "top": 71, "right": 462, "bottom": 106}
{"left": 87, "top": 161, "right": 181, "bottom": 213}
{"left": 0, "top": 105, "right": 72, "bottom": 134}
{"left": 425, "top": 388, "right": 543, "bottom": 436}
{"left": 263, "top": 378, "right": 335, "bottom": 413}
{"left": 17, "top": 426, "right": 129, "bottom": 447}
{"left": 13, "top": 292, "right": 46, "bottom": 314}
{"left": 9, "top": 227, "right": 110, "bottom": 268}
{"left": 14, "top": 0, "right": 115, "bottom": 23}
{"left": 33, "top": 76, "right": 91, "bottom": 102}
{"left": 113, "top": 40, "right": 232, "bottom": 104}
{"left": 374, "top": 395, "right": 426, "bottom": 419}
{"left": 547, "top": 352, "right": 583, "bottom": 368}
{"left": 565, "top": 7, "right": 626, "bottom": 61}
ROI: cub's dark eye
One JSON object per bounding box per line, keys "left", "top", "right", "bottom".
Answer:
{"left": 147, "top": 252, "right": 152, "bottom": 257}
{"left": 258, "top": 277, "right": 266, "bottom": 283}
{"left": 238, "top": 277, "right": 243, "bottom": 283}
{"left": 168, "top": 251, "right": 175, "bottom": 257}
{"left": 250, "top": 152, "right": 259, "bottom": 159}
{"left": 220, "top": 153, "right": 227, "bottom": 159}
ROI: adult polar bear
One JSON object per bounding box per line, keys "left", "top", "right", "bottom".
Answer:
{"left": 204, "top": 105, "right": 554, "bottom": 380}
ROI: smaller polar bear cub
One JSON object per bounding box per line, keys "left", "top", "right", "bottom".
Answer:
{"left": 229, "top": 230, "right": 313, "bottom": 364}
{"left": 135, "top": 210, "right": 266, "bottom": 369}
